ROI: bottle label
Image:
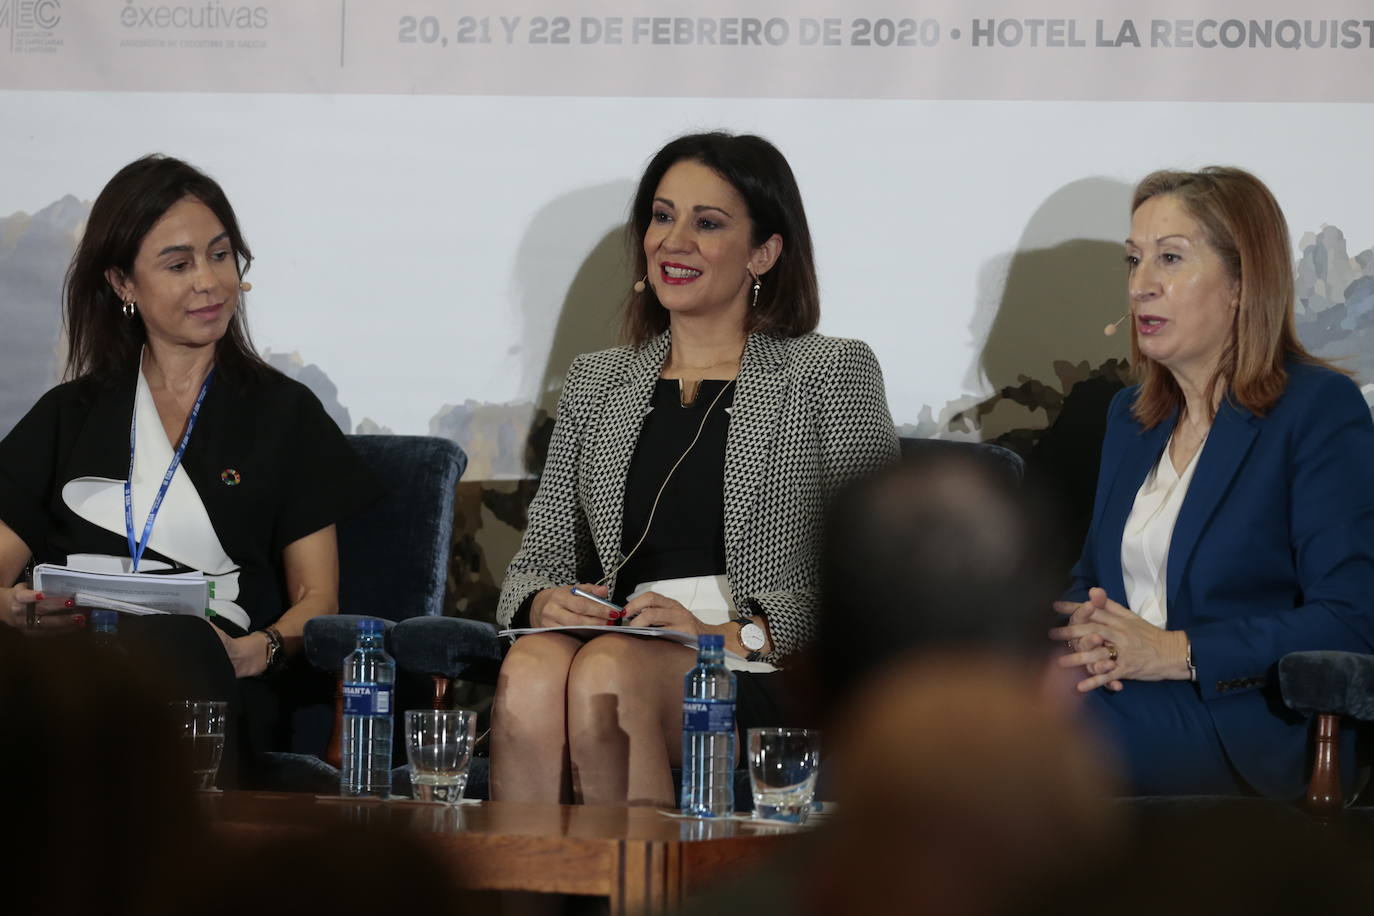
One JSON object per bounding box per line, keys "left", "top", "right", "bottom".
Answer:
{"left": 343, "top": 682, "right": 393, "bottom": 716}
{"left": 683, "top": 699, "right": 735, "bottom": 733}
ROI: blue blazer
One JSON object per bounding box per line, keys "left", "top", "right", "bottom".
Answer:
{"left": 1069, "top": 362, "right": 1374, "bottom": 797}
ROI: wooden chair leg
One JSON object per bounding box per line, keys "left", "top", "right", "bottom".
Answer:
{"left": 1306, "top": 712, "right": 1342, "bottom": 818}
{"left": 326, "top": 674, "right": 344, "bottom": 769}
{"left": 431, "top": 674, "right": 451, "bottom": 710}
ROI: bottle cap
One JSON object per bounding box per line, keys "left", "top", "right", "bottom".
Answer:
{"left": 357, "top": 618, "right": 385, "bottom": 636}
{"left": 698, "top": 634, "right": 724, "bottom": 650}
{"left": 91, "top": 609, "right": 118, "bottom": 632}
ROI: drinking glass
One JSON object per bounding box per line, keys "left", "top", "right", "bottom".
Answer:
{"left": 405, "top": 709, "right": 477, "bottom": 804}
{"left": 747, "top": 727, "right": 821, "bottom": 823}
{"left": 174, "top": 700, "right": 227, "bottom": 790}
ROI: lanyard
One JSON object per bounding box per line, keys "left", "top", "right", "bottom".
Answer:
{"left": 125, "top": 369, "right": 215, "bottom": 572}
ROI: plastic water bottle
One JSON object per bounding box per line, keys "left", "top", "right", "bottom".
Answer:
{"left": 341, "top": 618, "right": 394, "bottom": 798}
{"left": 681, "top": 633, "right": 737, "bottom": 817}
{"left": 90, "top": 609, "right": 123, "bottom": 654}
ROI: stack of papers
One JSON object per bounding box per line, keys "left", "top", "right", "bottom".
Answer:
{"left": 33, "top": 559, "right": 210, "bottom": 617}
{"left": 498, "top": 625, "right": 743, "bottom": 659}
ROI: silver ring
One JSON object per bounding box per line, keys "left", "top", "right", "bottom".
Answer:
{"left": 26, "top": 605, "right": 39, "bottom": 628}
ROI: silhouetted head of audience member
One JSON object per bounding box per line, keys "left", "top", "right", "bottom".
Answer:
{"left": 0, "top": 628, "right": 209, "bottom": 916}
{"left": 811, "top": 654, "right": 1121, "bottom": 916}
{"left": 813, "top": 450, "right": 1059, "bottom": 717}
{"left": 794, "top": 452, "right": 1124, "bottom": 916}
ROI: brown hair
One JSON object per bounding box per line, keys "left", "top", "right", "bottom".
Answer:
{"left": 63, "top": 154, "right": 267, "bottom": 384}
{"left": 1128, "top": 166, "right": 1333, "bottom": 428}
{"left": 621, "top": 132, "right": 820, "bottom": 347}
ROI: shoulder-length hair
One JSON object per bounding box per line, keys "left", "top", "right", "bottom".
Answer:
{"left": 1129, "top": 166, "right": 1335, "bottom": 428}
{"left": 63, "top": 154, "right": 267, "bottom": 384}
{"left": 622, "top": 132, "right": 820, "bottom": 347}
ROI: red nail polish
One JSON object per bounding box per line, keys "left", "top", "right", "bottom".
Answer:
{"left": 34, "top": 592, "right": 44, "bottom": 600}
{"left": 65, "top": 599, "right": 75, "bottom": 609}
{"left": 73, "top": 614, "right": 86, "bottom": 627}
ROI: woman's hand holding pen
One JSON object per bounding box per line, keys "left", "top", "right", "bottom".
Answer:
{"left": 2, "top": 584, "right": 84, "bottom": 635}
{"left": 531, "top": 584, "right": 622, "bottom": 627}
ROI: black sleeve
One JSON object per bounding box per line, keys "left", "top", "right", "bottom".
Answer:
{"left": 0, "top": 388, "right": 64, "bottom": 555}
{"left": 270, "top": 388, "right": 384, "bottom": 554}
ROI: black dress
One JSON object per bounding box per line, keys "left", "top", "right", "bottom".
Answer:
{"left": 616, "top": 378, "right": 800, "bottom": 733}
{"left": 0, "top": 364, "right": 384, "bottom": 782}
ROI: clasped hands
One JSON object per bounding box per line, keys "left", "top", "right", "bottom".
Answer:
{"left": 1050, "top": 587, "right": 1191, "bottom": 693}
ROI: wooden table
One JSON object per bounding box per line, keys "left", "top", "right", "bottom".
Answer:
{"left": 208, "top": 792, "right": 798, "bottom": 914}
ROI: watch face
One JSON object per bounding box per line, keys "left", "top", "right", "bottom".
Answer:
{"left": 739, "top": 623, "right": 766, "bottom": 652}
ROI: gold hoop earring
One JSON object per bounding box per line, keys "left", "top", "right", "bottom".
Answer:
{"left": 122, "top": 300, "right": 137, "bottom": 319}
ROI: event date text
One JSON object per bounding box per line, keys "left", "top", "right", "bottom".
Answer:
{"left": 397, "top": 16, "right": 943, "bottom": 48}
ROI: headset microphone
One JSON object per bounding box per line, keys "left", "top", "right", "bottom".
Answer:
{"left": 1103, "top": 314, "right": 1128, "bottom": 336}
{"left": 238, "top": 281, "right": 253, "bottom": 292}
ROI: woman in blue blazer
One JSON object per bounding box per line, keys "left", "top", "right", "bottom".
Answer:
{"left": 1052, "top": 167, "right": 1374, "bottom": 797}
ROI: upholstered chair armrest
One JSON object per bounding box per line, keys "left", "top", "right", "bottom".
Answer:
{"left": 390, "top": 616, "right": 503, "bottom": 679}
{"left": 1278, "top": 651, "right": 1374, "bottom": 722}
{"left": 303, "top": 614, "right": 397, "bottom": 674}
{"left": 1278, "top": 651, "right": 1374, "bottom": 818}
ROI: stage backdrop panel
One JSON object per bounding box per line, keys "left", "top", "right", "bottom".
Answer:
{"left": 3, "top": 0, "right": 1371, "bottom": 618}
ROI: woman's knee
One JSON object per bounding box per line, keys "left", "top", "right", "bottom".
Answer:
{"left": 566, "top": 635, "right": 653, "bottom": 703}
{"left": 494, "top": 635, "right": 577, "bottom": 719}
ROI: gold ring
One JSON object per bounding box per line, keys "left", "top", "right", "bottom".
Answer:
{"left": 1106, "top": 643, "right": 1118, "bottom": 662}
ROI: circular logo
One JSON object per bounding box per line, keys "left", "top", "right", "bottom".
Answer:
{"left": 220, "top": 469, "right": 242, "bottom": 487}
{"left": 35, "top": 0, "right": 62, "bottom": 30}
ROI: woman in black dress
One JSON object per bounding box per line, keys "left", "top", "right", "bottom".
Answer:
{"left": 0, "top": 155, "right": 378, "bottom": 775}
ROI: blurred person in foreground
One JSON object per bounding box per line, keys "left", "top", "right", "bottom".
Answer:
{"left": 1052, "top": 167, "right": 1374, "bottom": 797}
{"left": 680, "top": 454, "right": 1123, "bottom": 916}
{"left": 0, "top": 155, "right": 380, "bottom": 779}
{"left": 1, "top": 628, "right": 482, "bottom": 916}
{"left": 0, "top": 627, "right": 207, "bottom": 916}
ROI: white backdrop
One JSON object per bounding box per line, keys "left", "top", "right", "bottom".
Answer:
{"left": 3, "top": 1, "right": 1372, "bottom": 611}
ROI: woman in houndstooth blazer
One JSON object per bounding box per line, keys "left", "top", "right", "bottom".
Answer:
{"left": 492, "top": 133, "right": 899, "bottom": 807}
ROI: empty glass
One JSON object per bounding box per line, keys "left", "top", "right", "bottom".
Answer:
{"left": 747, "top": 727, "right": 821, "bottom": 823}
{"left": 405, "top": 709, "right": 477, "bottom": 804}
{"left": 174, "top": 700, "right": 227, "bottom": 790}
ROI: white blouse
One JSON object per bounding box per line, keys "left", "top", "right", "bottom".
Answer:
{"left": 1120, "top": 434, "right": 1205, "bottom": 628}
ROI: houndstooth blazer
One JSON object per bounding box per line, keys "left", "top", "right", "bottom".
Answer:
{"left": 496, "top": 329, "right": 899, "bottom": 664}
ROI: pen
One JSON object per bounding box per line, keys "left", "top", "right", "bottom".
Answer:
{"left": 570, "top": 586, "right": 625, "bottom": 624}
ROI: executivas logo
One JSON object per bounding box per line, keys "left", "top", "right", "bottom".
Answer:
{"left": 120, "top": 0, "right": 267, "bottom": 30}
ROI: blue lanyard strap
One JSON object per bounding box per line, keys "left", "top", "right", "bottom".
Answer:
{"left": 125, "top": 368, "right": 215, "bottom": 573}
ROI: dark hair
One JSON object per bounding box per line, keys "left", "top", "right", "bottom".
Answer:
{"left": 1128, "top": 166, "right": 1336, "bottom": 428}
{"left": 622, "top": 132, "right": 820, "bottom": 346}
{"left": 63, "top": 154, "right": 267, "bottom": 383}
{"left": 817, "top": 452, "right": 1056, "bottom": 713}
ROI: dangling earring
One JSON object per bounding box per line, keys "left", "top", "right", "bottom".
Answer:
{"left": 748, "top": 271, "right": 762, "bottom": 309}
{"left": 632, "top": 274, "right": 648, "bottom": 294}
{"left": 122, "top": 300, "right": 137, "bottom": 319}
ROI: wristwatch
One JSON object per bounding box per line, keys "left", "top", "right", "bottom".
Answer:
{"left": 261, "top": 625, "right": 286, "bottom": 675}
{"left": 732, "top": 614, "right": 766, "bottom": 663}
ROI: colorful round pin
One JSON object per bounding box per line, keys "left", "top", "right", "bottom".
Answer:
{"left": 220, "top": 469, "right": 241, "bottom": 486}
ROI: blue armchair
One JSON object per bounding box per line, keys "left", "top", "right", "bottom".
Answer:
{"left": 252, "top": 435, "right": 468, "bottom": 792}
